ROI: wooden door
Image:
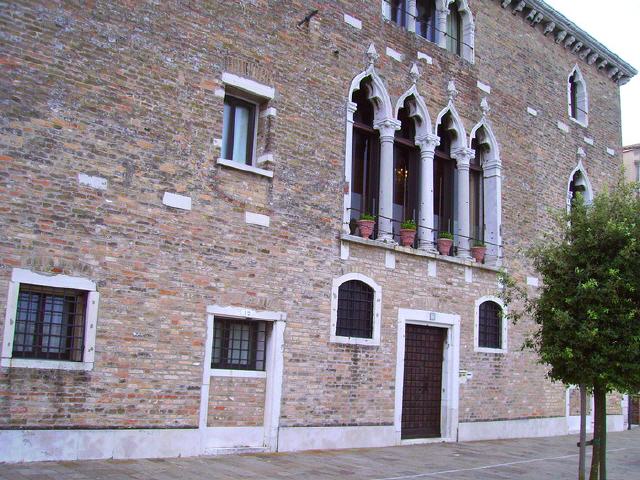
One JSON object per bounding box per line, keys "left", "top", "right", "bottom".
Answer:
{"left": 401, "top": 325, "right": 446, "bottom": 439}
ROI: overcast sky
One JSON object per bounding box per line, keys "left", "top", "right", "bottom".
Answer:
{"left": 543, "top": 0, "right": 639, "bottom": 146}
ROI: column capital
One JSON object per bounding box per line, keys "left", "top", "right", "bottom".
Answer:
{"left": 415, "top": 133, "right": 440, "bottom": 152}
{"left": 451, "top": 147, "right": 475, "bottom": 168}
{"left": 374, "top": 119, "right": 401, "bottom": 141}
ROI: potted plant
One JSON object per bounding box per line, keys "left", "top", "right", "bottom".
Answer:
{"left": 399, "top": 219, "right": 417, "bottom": 247}
{"left": 437, "top": 231, "right": 454, "bottom": 256}
{"left": 471, "top": 240, "right": 486, "bottom": 263}
{"left": 357, "top": 213, "right": 376, "bottom": 240}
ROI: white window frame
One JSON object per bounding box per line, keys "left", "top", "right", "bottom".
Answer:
{"left": 201, "top": 305, "right": 286, "bottom": 451}
{"left": 1, "top": 268, "right": 99, "bottom": 371}
{"left": 330, "top": 273, "right": 382, "bottom": 346}
{"left": 216, "top": 72, "right": 275, "bottom": 177}
{"left": 567, "top": 65, "right": 589, "bottom": 128}
{"left": 474, "top": 295, "right": 507, "bottom": 354}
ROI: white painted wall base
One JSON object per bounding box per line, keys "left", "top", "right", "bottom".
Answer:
{"left": 0, "top": 426, "right": 266, "bottom": 463}
{"left": 459, "top": 414, "right": 626, "bottom": 442}
{"left": 1, "top": 416, "right": 627, "bottom": 463}
{"left": 277, "top": 425, "right": 396, "bottom": 452}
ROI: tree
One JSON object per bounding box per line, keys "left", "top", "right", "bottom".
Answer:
{"left": 499, "top": 182, "right": 640, "bottom": 480}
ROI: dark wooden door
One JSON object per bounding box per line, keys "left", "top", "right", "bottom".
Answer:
{"left": 632, "top": 395, "right": 640, "bottom": 425}
{"left": 401, "top": 325, "right": 446, "bottom": 439}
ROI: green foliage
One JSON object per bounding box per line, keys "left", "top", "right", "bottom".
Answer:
{"left": 401, "top": 219, "right": 417, "bottom": 230}
{"left": 473, "top": 240, "right": 486, "bottom": 247}
{"left": 438, "top": 231, "right": 454, "bottom": 240}
{"left": 499, "top": 183, "right": 640, "bottom": 394}
{"left": 359, "top": 213, "right": 375, "bottom": 221}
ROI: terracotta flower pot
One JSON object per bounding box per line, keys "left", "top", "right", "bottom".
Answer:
{"left": 399, "top": 228, "right": 416, "bottom": 247}
{"left": 471, "top": 246, "right": 486, "bottom": 263}
{"left": 437, "top": 238, "right": 453, "bottom": 256}
{"left": 357, "top": 219, "right": 375, "bottom": 240}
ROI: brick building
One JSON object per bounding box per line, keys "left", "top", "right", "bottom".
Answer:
{"left": 0, "top": 0, "right": 636, "bottom": 462}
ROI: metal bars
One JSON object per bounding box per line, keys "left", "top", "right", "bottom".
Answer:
{"left": 212, "top": 317, "right": 267, "bottom": 371}
{"left": 478, "top": 300, "right": 502, "bottom": 349}
{"left": 12, "top": 284, "right": 87, "bottom": 362}
{"left": 336, "top": 280, "right": 374, "bottom": 339}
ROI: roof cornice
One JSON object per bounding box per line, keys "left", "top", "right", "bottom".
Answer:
{"left": 494, "top": 0, "right": 637, "bottom": 85}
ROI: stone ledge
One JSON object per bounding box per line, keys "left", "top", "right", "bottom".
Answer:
{"left": 340, "top": 234, "right": 501, "bottom": 273}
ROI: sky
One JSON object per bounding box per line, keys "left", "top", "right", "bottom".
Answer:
{"left": 543, "top": 0, "right": 640, "bottom": 146}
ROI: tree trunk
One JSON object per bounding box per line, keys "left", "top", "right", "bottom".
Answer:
{"left": 579, "top": 385, "right": 587, "bottom": 480}
{"left": 589, "top": 385, "right": 602, "bottom": 480}
{"left": 597, "top": 388, "right": 607, "bottom": 480}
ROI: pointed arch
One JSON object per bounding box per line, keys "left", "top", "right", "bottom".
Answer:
{"left": 348, "top": 65, "right": 393, "bottom": 124}
{"left": 469, "top": 118, "right": 500, "bottom": 166}
{"left": 435, "top": 102, "right": 467, "bottom": 151}
{"left": 394, "top": 86, "right": 433, "bottom": 138}
{"left": 568, "top": 65, "right": 588, "bottom": 126}
{"left": 567, "top": 160, "right": 594, "bottom": 210}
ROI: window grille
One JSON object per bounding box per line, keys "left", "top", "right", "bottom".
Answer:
{"left": 478, "top": 301, "right": 502, "bottom": 349}
{"left": 336, "top": 280, "right": 374, "bottom": 339}
{"left": 212, "top": 318, "right": 267, "bottom": 371}
{"left": 12, "top": 284, "right": 87, "bottom": 362}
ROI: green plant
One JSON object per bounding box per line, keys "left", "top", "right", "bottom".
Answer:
{"left": 438, "top": 231, "right": 453, "bottom": 240}
{"left": 401, "top": 219, "right": 416, "bottom": 230}
{"left": 359, "top": 213, "right": 375, "bottom": 221}
{"left": 473, "top": 240, "right": 486, "bottom": 247}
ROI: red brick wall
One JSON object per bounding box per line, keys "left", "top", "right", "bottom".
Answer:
{"left": 0, "top": 0, "right": 625, "bottom": 429}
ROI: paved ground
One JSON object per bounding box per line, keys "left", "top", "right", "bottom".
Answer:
{"left": 1, "top": 428, "right": 638, "bottom": 479}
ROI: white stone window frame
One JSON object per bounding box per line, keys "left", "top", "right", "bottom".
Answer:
{"left": 567, "top": 65, "right": 589, "bottom": 128}
{"left": 200, "top": 305, "right": 286, "bottom": 451}
{"left": 330, "top": 273, "right": 382, "bottom": 346}
{"left": 1, "top": 268, "right": 99, "bottom": 371}
{"left": 216, "top": 72, "right": 275, "bottom": 178}
{"left": 382, "top": 1, "right": 474, "bottom": 63}
{"left": 474, "top": 295, "right": 508, "bottom": 354}
{"left": 394, "top": 308, "right": 460, "bottom": 443}
{"left": 566, "top": 159, "right": 594, "bottom": 212}
{"left": 469, "top": 117, "right": 503, "bottom": 267}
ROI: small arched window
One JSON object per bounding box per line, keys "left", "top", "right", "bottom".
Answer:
{"left": 336, "top": 280, "right": 374, "bottom": 339}
{"left": 446, "top": 1, "right": 462, "bottom": 55}
{"left": 416, "top": 0, "right": 436, "bottom": 42}
{"left": 567, "top": 164, "right": 593, "bottom": 210}
{"left": 389, "top": 0, "right": 407, "bottom": 28}
{"left": 568, "top": 67, "right": 588, "bottom": 126}
{"left": 478, "top": 300, "right": 503, "bottom": 350}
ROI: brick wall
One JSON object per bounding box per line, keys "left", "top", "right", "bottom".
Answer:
{"left": 0, "top": 0, "right": 625, "bottom": 430}
{"left": 208, "top": 377, "right": 266, "bottom": 427}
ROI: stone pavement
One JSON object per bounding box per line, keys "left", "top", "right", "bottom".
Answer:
{"left": 1, "top": 428, "right": 638, "bottom": 480}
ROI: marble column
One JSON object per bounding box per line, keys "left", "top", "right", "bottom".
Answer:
{"left": 416, "top": 133, "right": 440, "bottom": 252}
{"left": 407, "top": 0, "right": 417, "bottom": 33}
{"left": 343, "top": 101, "right": 358, "bottom": 234}
{"left": 452, "top": 147, "right": 474, "bottom": 258}
{"left": 436, "top": 7, "right": 449, "bottom": 49}
{"left": 374, "top": 119, "right": 401, "bottom": 243}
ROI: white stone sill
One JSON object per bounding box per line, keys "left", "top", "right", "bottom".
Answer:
{"left": 474, "top": 347, "right": 507, "bottom": 355}
{"left": 569, "top": 116, "right": 588, "bottom": 129}
{"left": 1, "top": 357, "right": 94, "bottom": 371}
{"left": 340, "top": 234, "right": 500, "bottom": 273}
{"left": 216, "top": 158, "right": 273, "bottom": 178}
{"left": 329, "top": 335, "right": 380, "bottom": 347}
{"left": 209, "top": 368, "right": 266, "bottom": 378}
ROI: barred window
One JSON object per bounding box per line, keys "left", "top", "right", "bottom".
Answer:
{"left": 212, "top": 318, "right": 267, "bottom": 371}
{"left": 336, "top": 280, "right": 374, "bottom": 339}
{"left": 478, "top": 301, "right": 502, "bottom": 349}
{"left": 12, "top": 284, "right": 87, "bottom": 362}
